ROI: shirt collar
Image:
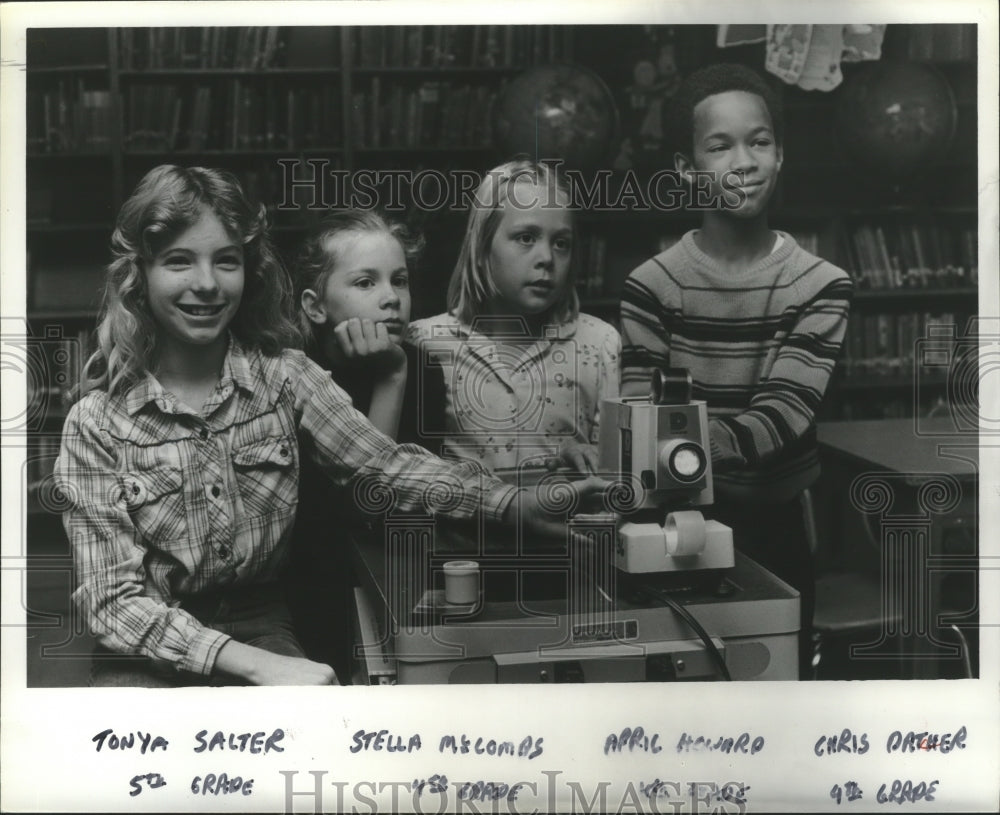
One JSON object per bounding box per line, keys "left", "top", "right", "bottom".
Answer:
{"left": 123, "top": 334, "right": 255, "bottom": 416}
{"left": 451, "top": 313, "right": 578, "bottom": 342}
{"left": 223, "top": 335, "right": 256, "bottom": 394}
{"left": 124, "top": 372, "right": 171, "bottom": 416}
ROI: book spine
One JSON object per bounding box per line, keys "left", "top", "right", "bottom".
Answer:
{"left": 406, "top": 26, "right": 424, "bottom": 67}
{"left": 370, "top": 77, "right": 381, "bottom": 148}
{"left": 286, "top": 88, "right": 296, "bottom": 150}
{"left": 591, "top": 235, "right": 607, "bottom": 297}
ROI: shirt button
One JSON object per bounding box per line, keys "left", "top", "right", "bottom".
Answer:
{"left": 218, "top": 545, "right": 231, "bottom": 559}
{"left": 211, "top": 484, "right": 221, "bottom": 498}
{"left": 279, "top": 445, "right": 289, "bottom": 458}
{"left": 199, "top": 428, "right": 210, "bottom": 441}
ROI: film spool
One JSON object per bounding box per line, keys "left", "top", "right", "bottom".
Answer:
{"left": 443, "top": 560, "right": 480, "bottom": 605}
{"left": 664, "top": 511, "right": 707, "bottom": 556}
{"left": 651, "top": 368, "right": 693, "bottom": 405}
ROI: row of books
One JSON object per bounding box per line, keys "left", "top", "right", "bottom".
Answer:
{"left": 842, "top": 222, "right": 978, "bottom": 290}
{"left": 26, "top": 165, "right": 112, "bottom": 226}
{"left": 577, "top": 235, "right": 609, "bottom": 298}
{"left": 27, "top": 28, "right": 108, "bottom": 68}
{"left": 30, "top": 263, "right": 106, "bottom": 311}
{"left": 208, "top": 166, "right": 345, "bottom": 225}
{"left": 840, "top": 311, "right": 966, "bottom": 378}
{"left": 124, "top": 165, "right": 333, "bottom": 223}
{"left": 123, "top": 83, "right": 342, "bottom": 152}
{"left": 123, "top": 79, "right": 507, "bottom": 152}
{"left": 787, "top": 231, "right": 819, "bottom": 256}
{"left": 906, "top": 24, "right": 976, "bottom": 61}
{"left": 26, "top": 84, "right": 112, "bottom": 153}
{"left": 113, "top": 26, "right": 571, "bottom": 72}
{"left": 117, "top": 27, "right": 285, "bottom": 71}
{"left": 576, "top": 234, "right": 686, "bottom": 299}
{"left": 235, "top": 166, "right": 338, "bottom": 221}
{"left": 354, "top": 25, "right": 570, "bottom": 68}
{"left": 352, "top": 80, "right": 496, "bottom": 149}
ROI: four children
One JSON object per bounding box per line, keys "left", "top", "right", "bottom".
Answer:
{"left": 56, "top": 62, "right": 851, "bottom": 685}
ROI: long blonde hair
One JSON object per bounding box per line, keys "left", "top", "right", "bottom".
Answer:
{"left": 81, "top": 165, "right": 300, "bottom": 396}
{"left": 447, "top": 158, "right": 579, "bottom": 326}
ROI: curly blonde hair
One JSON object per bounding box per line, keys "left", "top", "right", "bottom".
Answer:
{"left": 81, "top": 165, "right": 301, "bottom": 396}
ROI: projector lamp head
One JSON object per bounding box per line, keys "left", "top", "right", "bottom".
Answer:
{"left": 598, "top": 369, "right": 713, "bottom": 511}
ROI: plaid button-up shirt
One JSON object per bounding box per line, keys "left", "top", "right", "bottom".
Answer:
{"left": 55, "top": 338, "right": 516, "bottom": 675}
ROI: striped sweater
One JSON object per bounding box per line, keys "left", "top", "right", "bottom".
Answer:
{"left": 620, "top": 230, "right": 852, "bottom": 504}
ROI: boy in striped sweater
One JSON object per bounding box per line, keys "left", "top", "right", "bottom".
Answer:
{"left": 620, "top": 64, "right": 853, "bottom": 678}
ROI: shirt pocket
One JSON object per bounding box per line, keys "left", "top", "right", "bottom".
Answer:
{"left": 231, "top": 435, "right": 297, "bottom": 518}
{"left": 121, "top": 465, "right": 187, "bottom": 543}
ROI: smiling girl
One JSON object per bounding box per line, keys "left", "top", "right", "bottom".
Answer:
{"left": 406, "top": 159, "right": 621, "bottom": 474}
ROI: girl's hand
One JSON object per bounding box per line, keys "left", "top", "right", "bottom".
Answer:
{"left": 215, "top": 640, "right": 339, "bottom": 685}
{"left": 511, "top": 476, "right": 612, "bottom": 540}
{"left": 334, "top": 317, "right": 406, "bottom": 376}
{"left": 558, "top": 440, "right": 599, "bottom": 474}
{"left": 250, "top": 653, "right": 339, "bottom": 686}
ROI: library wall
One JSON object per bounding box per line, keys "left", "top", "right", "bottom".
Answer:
{"left": 24, "top": 24, "right": 979, "bottom": 507}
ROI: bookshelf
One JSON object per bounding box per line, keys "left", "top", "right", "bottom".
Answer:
{"left": 819, "top": 25, "right": 978, "bottom": 419}
{"left": 24, "top": 25, "right": 564, "bottom": 266}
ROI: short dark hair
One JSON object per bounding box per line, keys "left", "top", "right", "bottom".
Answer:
{"left": 665, "top": 63, "right": 784, "bottom": 159}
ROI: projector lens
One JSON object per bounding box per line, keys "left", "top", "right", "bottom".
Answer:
{"left": 664, "top": 441, "right": 705, "bottom": 482}
{"left": 673, "top": 447, "right": 702, "bottom": 478}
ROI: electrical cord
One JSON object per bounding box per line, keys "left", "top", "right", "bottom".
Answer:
{"left": 949, "top": 624, "right": 973, "bottom": 679}
{"left": 862, "top": 511, "right": 883, "bottom": 553}
{"left": 641, "top": 586, "right": 732, "bottom": 681}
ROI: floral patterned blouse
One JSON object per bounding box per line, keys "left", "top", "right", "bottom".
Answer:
{"left": 405, "top": 312, "right": 621, "bottom": 471}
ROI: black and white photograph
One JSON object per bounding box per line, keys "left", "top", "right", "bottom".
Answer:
{"left": 2, "top": 1, "right": 998, "bottom": 812}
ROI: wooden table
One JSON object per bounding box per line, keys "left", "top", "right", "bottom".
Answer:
{"left": 817, "top": 418, "right": 978, "bottom": 480}
{"left": 816, "top": 418, "right": 979, "bottom": 679}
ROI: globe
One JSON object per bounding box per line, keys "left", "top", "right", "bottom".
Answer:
{"left": 493, "top": 64, "right": 619, "bottom": 171}
{"left": 836, "top": 61, "right": 957, "bottom": 179}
